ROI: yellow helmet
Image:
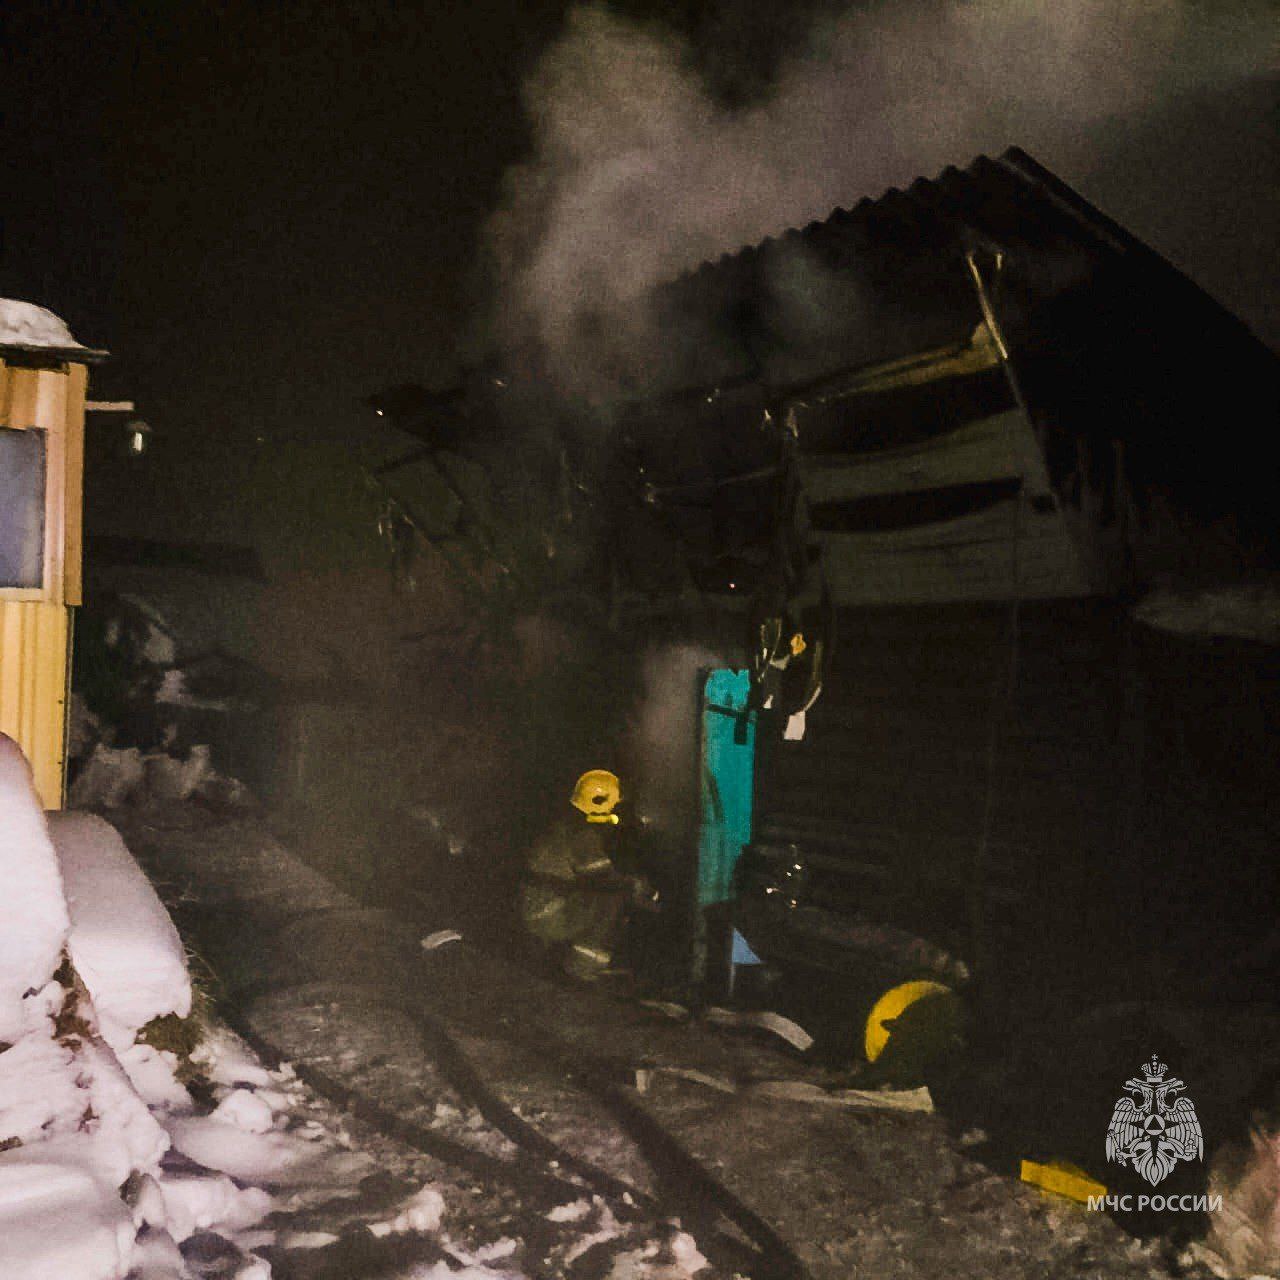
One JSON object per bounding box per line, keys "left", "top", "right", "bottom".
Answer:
{"left": 570, "top": 769, "right": 621, "bottom": 821}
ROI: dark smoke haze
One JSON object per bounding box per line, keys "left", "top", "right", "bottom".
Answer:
{"left": 486, "top": 0, "right": 1278, "bottom": 394}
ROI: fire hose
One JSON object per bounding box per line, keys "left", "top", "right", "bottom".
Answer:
{"left": 217, "top": 907, "right": 812, "bottom": 1280}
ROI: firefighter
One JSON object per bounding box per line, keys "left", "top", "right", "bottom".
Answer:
{"left": 520, "top": 769, "right": 654, "bottom": 981}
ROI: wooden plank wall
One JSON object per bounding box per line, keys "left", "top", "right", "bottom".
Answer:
{"left": 0, "top": 358, "right": 87, "bottom": 807}
{"left": 754, "top": 600, "right": 1280, "bottom": 1003}
{"left": 0, "top": 600, "right": 70, "bottom": 808}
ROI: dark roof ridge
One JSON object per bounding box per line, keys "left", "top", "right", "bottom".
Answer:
{"left": 663, "top": 147, "right": 1275, "bottom": 357}
{"left": 675, "top": 151, "right": 1005, "bottom": 284}
{"left": 997, "top": 145, "right": 1269, "bottom": 347}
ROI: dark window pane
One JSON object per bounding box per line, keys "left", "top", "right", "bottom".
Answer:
{"left": 0, "top": 428, "right": 46, "bottom": 588}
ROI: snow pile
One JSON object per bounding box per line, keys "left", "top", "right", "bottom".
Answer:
{"left": 68, "top": 592, "right": 267, "bottom": 814}
{"left": 0, "top": 736, "right": 70, "bottom": 1045}
{"left": 0, "top": 985, "right": 168, "bottom": 1191}
{"left": 546, "top": 1197, "right": 593, "bottom": 1223}
{"left": 0, "top": 298, "right": 90, "bottom": 351}
{"left": 369, "top": 1183, "right": 447, "bottom": 1237}
{"left": 163, "top": 1113, "right": 373, "bottom": 1188}
{"left": 405, "top": 1264, "right": 520, "bottom": 1280}
{"left": 69, "top": 745, "right": 147, "bottom": 810}
{"left": 210, "top": 1087, "right": 276, "bottom": 1133}
{"left": 149, "top": 1171, "right": 272, "bottom": 1244}
{"left": 1, "top": 733, "right": 336, "bottom": 1279}
{"left": 70, "top": 741, "right": 252, "bottom": 812}
{"left": 1134, "top": 578, "right": 1280, "bottom": 645}
{"left": 191, "top": 1024, "right": 278, "bottom": 1090}
{"left": 603, "top": 1231, "right": 708, "bottom": 1279}
{"left": 0, "top": 1152, "right": 137, "bottom": 1280}
{"left": 0, "top": 736, "right": 172, "bottom": 1279}
{"left": 49, "top": 812, "right": 191, "bottom": 1051}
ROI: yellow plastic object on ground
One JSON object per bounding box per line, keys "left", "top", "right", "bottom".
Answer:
{"left": 1020, "top": 1159, "right": 1107, "bottom": 1204}
{"left": 864, "top": 978, "right": 953, "bottom": 1063}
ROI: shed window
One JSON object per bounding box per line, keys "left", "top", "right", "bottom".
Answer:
{"left": 0, "top": 427, "right": 46, "bottom": 588}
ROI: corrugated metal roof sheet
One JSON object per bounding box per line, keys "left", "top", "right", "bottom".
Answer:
{"left": 608, "top": 146, "right": 1279, "bottom": 598}
{"left": 644, "top": 146, "right": 1273, "bottom": 399}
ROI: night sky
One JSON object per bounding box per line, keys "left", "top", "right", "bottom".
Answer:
{"left": 5, "top": 2, "right": 561, "bottom": 434}
{"left": 4, "top": 1, "right": 1277, "bottom": 551}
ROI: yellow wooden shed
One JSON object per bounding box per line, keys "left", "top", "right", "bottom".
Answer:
{"left": 0, "top": 300, "right": 105, "bottom": 808}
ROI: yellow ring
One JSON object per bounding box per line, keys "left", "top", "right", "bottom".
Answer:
{"left": 864, "top": 979, "right": 953, "bottom": 1063}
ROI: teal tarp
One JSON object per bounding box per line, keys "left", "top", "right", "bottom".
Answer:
{"left": 698, "top": 669, "right": 756, "bottom": 907}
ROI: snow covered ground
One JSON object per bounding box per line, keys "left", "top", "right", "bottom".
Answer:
{"left": 99, "top": 790, "right": 1245, "bottom": 1280}
{"left": 10, "top": 724, "right": 1271, "bottom": 1278}
{"left": 3, "top": 734, "right": 575, "bottom": 1280}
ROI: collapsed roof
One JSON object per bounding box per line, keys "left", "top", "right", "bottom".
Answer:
{"left": 619, "top": 147, "right": 1279, "bottom": 602}
{"left": 373, "top": 149, "right": 1278, "bottom": 614}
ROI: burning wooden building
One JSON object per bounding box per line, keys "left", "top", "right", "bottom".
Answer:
{"left": 357, "top": 147, "right": 1279, "bottom": 1023}
{"left": 577, "top": 147, "right": 1280, "bottom": 1015}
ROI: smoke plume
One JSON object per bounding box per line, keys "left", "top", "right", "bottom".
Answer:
{"left": 485, "top": 0, "right": 1276, "bottom": 395}
{"left": 629, "top": 643, "right": 725, "bottom": 835}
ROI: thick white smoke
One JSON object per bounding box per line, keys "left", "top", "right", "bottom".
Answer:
{"left": 629, "top": 643, "right": 725, "bottom": 834}
{"left": 486, "top": 0, "right": 1276, "bottom": 393}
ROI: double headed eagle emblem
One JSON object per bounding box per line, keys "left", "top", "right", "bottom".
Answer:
{"left": 1106, "top": 1056, "right": 1203, "bottom": 1186}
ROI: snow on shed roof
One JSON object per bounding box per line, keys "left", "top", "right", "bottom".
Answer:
{"left": 0, "top": 299, "right": 107, "bottom": 362}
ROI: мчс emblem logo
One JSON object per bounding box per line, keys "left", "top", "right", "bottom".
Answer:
{"left": 1106, "top": 1056, "right": 1203, "bottom": 1186}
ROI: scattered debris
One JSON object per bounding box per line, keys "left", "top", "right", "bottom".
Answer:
{"left": 637, "top": 1000, "right": 689, "bottom": 1021}
{"left": 646, "top": 1067, "right": 738, "bottom": 1095}
{"left": 421, "top": 930, "right": 464, "bottom": 951}
{"left": 104, "top": 797, "right": 1202, "bottom": 1279}
{"left": 71, "top": 591, "right": 272, "bottom": 810}
{"left": 69, "top": 744, "right": 147, "bottom": 810}
{"left": 69, "top": 742, "right": 253, "bottom": 814}
{"left": 749, "top": 1080, "right": 934, "bottom": 1113}
{"left": 143, "top": 745, "right": 215, "bottom": 805}
{"left": 703, "top": 1006, "right": 814, "bottom": 1052}
{"left": 638, "top": 1064, "right": 935, "bottom": 1113}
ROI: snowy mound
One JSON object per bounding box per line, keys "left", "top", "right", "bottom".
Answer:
{"left": 0, "top": 737, "right": 69, "bottom": 1045}
{"left": 1, "top": 734, "right": 280, "bottom": 1279}
{"left": 0, "top": 298, "right": 89, "bottom": 352}
{"left": 0, "top": 1152, "right": 136, "bottom": 1280}
{"left": 0, "top": 734, "right": 174, "bottom": 1280}
{"left": 49, "top": 812, "right": 192, "bottom": 1050}
{"left": 4, "top": 733, "right": 471, "bottom": 1279}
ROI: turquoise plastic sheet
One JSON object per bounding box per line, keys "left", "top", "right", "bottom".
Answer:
{"left": 697, "top": 668, "right": 756, "bottom": 907}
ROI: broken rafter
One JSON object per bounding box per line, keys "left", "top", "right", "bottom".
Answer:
{"left": 785, "top": 324, "right": 1000, "bottom": 409}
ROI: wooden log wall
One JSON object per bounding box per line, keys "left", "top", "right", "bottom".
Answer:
{"left": 753, "top": 600, "right": 1280, "bottom": 1007}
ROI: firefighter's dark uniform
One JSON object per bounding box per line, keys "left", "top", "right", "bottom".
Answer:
{"left": 521, "top": 815, "right": 628, "bottom": 979}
